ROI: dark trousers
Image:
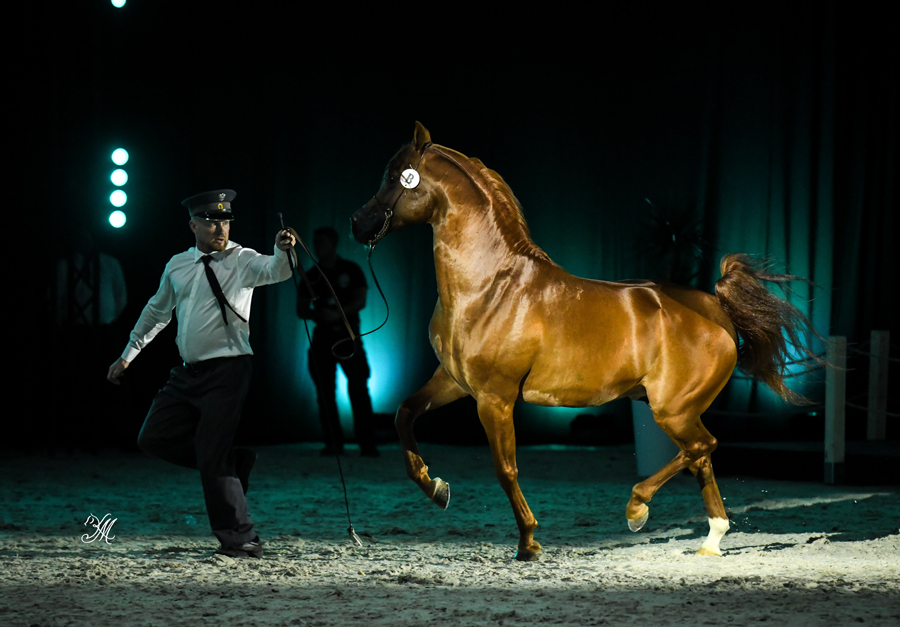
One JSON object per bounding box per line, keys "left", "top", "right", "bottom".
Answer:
{"left": 137, "top": 355, "right": 254, "bottom": 547}
{"left": 308, "top": 337, "right": 376, "bottom": 451}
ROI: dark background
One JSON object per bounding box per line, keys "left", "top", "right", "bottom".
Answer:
{"left": 17, "top": 0, "right": 896, "bottom": 451}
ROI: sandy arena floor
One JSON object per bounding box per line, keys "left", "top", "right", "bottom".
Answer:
{"left": 2, "top": 443, "right": 898, "bottom": 626}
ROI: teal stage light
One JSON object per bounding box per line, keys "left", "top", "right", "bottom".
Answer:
{"left": 110, "top": 190, "right": 127, "bottom": 207}
{"left": 109, "top": 210, "right": 127, "bottom": 228}
{"left": 111, "top": 168, "right": 128, "bottom": 186}
{"left": 111, "top": 148, "right": 129, "bottom": 165}
{"left": 111, "top": 0, "right": 126, "bottom": 8}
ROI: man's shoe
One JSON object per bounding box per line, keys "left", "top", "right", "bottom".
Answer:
{"left": 234, "top": 448, "right": 257, "bottom": 495}
{"left": 215, "top": 538, "right": 264, "bottom": 559}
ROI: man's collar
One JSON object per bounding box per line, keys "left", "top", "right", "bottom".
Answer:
{"left": 192, "top": 240, "right": 238, "bottom": 262}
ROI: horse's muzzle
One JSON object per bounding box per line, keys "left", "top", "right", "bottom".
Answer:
{"left": 351, "top": 200, "right": 388, "bottom": 245}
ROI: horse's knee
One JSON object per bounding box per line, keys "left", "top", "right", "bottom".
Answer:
{"left": 395, "top": 401, "right": 420, "bottom": 429}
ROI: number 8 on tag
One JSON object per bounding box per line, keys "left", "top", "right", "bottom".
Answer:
{"left": 400, "top": 169, "right": 420, "bottom": 189}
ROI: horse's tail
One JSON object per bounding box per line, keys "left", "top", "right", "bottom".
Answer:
{"left": 714, "top": 253, "right": 827, "bottom": 405}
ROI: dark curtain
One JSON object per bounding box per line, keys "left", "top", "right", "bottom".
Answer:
{"left": 20, "top": 1, "right": 897, "bottom": 445}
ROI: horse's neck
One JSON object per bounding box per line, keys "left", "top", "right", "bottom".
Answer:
{"left": 430, "top": 164, "right": 540, "bottom": 309}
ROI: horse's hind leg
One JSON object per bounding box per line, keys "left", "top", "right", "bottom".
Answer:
{"left": 476, "top": 395, "right": 541, "bottom": 562}
{"left": 625, "top": 444, "right": 695, "bottom": 532}
{"left": 626, "top": 415, "right": 729, "bottom": 554}
{"left": 688, "top": 455, "right": 730, "bottom": 556}
{"left": 395, "top": 365, "right": 468, "bottom": 509}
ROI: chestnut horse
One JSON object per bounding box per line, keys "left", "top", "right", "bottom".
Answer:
{"left": 351, "top": 122, "right": 818, "bottom": 561}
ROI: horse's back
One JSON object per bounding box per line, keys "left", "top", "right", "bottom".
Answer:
{"left": 548, "top": 272, "right": 736, "bottom": 345}
{"left": 521, "top": 269, "right": 737, "bottom": 408}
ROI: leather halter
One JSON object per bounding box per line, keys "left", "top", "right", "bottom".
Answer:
{"left": 367, "top": 141, "right": 432, "bottom": 248}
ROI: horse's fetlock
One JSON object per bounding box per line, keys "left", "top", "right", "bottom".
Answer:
{"left": 403, "top": 451, "right": 427, "bottom": 475}
{"left": 631, "top": 483, "right": 653, "bottom": 505}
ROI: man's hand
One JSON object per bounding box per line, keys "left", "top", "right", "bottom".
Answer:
{"left": 276, "top": 229, "right": 296, "bottom": 251}
{"left": 107, "top": 358, "right": 130, "bottom": 385}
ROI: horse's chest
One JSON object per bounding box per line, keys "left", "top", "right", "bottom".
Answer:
{"left": 428, "top": 309, "right": 480, "bottom": 382}
{"left": 429, "top": 315, "right": 463, "bottom": 366}
{"left": 429, "top": 302, "right": 536, "bottom": 397}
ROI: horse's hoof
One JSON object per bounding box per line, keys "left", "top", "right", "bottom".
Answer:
{"left": 627, "top": 504, "right": 649, "bottom": 532}
{"left": 430, "top": 477, "right": 450, "bottom": 510}
{"left": 515, "top": 542, "right": 542, "bottom": 562}
{"left": 696, "top": 547, "right": 723, "bottom": 557}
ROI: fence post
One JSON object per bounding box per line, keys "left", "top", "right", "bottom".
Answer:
{"left": 824, "top": 336, "right": 846, "bottom": 484}
{"left": 867, "top": 330, "right": 889, "bottom": 441}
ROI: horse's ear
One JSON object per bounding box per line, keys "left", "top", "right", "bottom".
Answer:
{"left": 413, "top": 121, "right": 431, "bottom": 152}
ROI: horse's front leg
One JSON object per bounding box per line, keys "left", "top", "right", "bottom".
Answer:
{"left": 395, "top": 365, "right": 468, "bottom": 509}
{"left": 476, "top": 395, "right": 541, "bottom": 562}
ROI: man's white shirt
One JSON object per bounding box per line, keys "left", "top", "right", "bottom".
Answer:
{"left": 122, "top": 241, "right": 291, "bottom": 364}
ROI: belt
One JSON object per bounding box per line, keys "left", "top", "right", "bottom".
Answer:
{"left": 182, "top": 356, "right": 237, "bottom": 374}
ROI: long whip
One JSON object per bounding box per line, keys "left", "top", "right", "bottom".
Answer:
{"left": 279, "top": 213, "right": 363, "bottom": 548}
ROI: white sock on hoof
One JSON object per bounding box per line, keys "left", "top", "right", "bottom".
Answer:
{"left": 699, "top": 517, "right": 730, "bottom": 555}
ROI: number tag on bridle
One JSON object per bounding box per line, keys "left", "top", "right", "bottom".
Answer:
{"left": 400, "top": 169, "right": 420, "bottom": 189}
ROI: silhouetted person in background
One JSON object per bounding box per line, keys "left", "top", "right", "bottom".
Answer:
{"left": 107, "top": 189, "right": 296, "bottom": 559}
{"left": 297, "top": 227, "right": 378, "bottom": 457}
{"left": 53, "top": 227, "right": 128, "bottom": 454}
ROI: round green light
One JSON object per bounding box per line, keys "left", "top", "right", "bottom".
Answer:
{"left": 111, "top": 168, "right": 128, "bottom": 186}
{"left": 111, "top": 148, "right": 129, "bottom": 165}
{"left": 110, "top": 190, "right": 127, "bottom": 207}
{"left": 109, "top": 210, "right": 127, "bottom": 228}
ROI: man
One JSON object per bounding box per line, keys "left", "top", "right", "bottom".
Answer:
{"left": 107, "top": 189, "right": 296, "bottom": 558}
{"left": 297, "top": 226, "right": 378, "bottom": 457}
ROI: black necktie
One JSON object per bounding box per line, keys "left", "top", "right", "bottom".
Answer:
{"left": 201, "top": 255, "right": 246, "bottom": 326}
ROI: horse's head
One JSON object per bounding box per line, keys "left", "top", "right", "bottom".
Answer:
{"left": 351, "top": 121, "right": 437, "bottom": 246}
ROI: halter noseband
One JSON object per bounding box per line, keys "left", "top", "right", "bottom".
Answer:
{"left": 367, "top": 141, "right": 433, "bottom": 248}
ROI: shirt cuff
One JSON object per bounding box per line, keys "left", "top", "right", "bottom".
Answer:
{"left": 121, "top": 345, "right": 141, "bottom": 363}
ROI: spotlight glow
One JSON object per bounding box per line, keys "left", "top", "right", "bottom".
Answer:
{"left": 111, "top": 0, "right": 126, "bottom": 8}
{"left": 109, "top": 210, "right": 127, "bottom": 228}
{"left": 110, "top": 190, "right": 127, "bottom": 207}
{"left": 111, "top": 168, "right": 128, "bottom": 186}
{"left": 111, "top": 148, "right": 129, "bottom": 165}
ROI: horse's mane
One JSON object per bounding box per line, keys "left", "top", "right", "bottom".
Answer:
{"left": 432, "top": 145, "right": 550, "bottom": 262}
